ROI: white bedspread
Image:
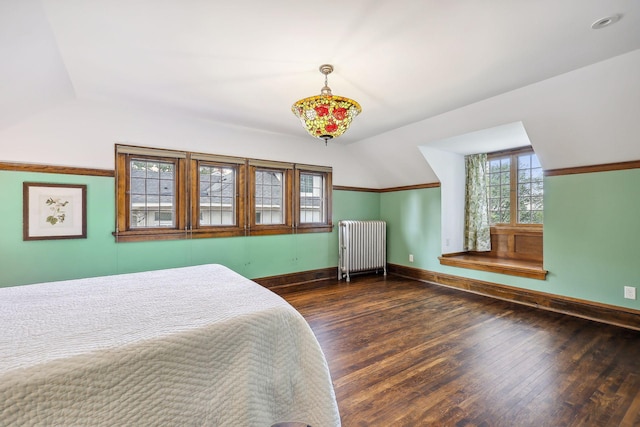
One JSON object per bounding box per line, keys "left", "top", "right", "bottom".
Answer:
{"left": 0, "top": 264, "right": 340, "bottom": 426}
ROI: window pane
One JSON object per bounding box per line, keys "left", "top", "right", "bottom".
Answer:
{"left": 518, "top": 155, "right": 531, "bottom": 169}
{"left": 518, "top": 195, "right": 529, "bottom": 211}
{"left": 490, "top": 212, "right": 500, "bottom": 224}
{"left": 300, "top": 172, "right": 325, "bottom": 223}
{"left": 160, "top": 179, "right": 173, "bottom": 195}
{"left": 532, "top": 211, "right": 543, "bottom": 223}
{"left": 516, "top": 153, "right": 544, "bottom": 224}
{"left": 130, "top": 159, "right": 175, "bottom": 228}
{"left": 199, "top": 165, "right": 236, "bottom": 226}
{"left": 518, "top": 183, "right": 529, "bottom": 197}
{"left": 489, "top": 184, "right": 501, "bottom": 198}
{"left": 300, "top": 175, "right": 313, "bottom": 193}
{"left": 531, "top": 181, "right": 543, "bottom": 197}
{"left": 501, "top": 184, "right": 510, "bottom": 198}
{"left": 531, "top": 197, "right": 544, "bottom": 210}
{"left": 531, "top": 167, "right": 543, "bottom": 181}
{"left": 488, "top": 159, "right": 501, "bottom": 173}
{"left": 255, "top": 170, "right": 283, "bottom": 225}
{"left": 487, "top": 156, "right": 512, "bottom": 225}
{"left": 531, "top": 156, "right": 541, "bottom": 168}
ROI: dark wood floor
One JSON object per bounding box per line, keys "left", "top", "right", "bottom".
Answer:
{"left": 273, "top": 274, "right": 640, "bottom": 427}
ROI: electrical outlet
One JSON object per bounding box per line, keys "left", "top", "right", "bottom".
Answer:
{"left": 624, "top": 286, "right": 636, "bottom": 300}
{"left": 409, "top": 254, "right": 414, "bottom": 263}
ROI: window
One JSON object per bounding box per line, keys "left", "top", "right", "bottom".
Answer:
{"left": 115, "top": 146, "right": 187, "bottom": 241}
{"left": 255, "top": 169, "right": 285, "bottom": 225}
{"left": 248, "top": 160, "right": 293, "bottom": 235}
{"left": 487, "top": 148, "right": 543, "bottom": 225}
{"left": 190, "top": 153, "right": 246, "bottom": 238}
{"left": 295, "top": 165, "right": 332, "bottom": 232}
{"left": 130, "top": 159, "right": 177, "bottom": 228}
{"left": 439, "top": 146, "right": 545, "bottom": 279}
{"left": 115, "top": 145, "right": 331, "bottom": 242}
{"left": 198, "top": 164, "right": 236, "bottom": 226}
{"left": 299, "top": 173, "right": 324, "bottom": 223}
{"left": 516, "top": 152, "right": 544, "bottom": 224}
{"left": 300, "top": 174, "right": 314, "bottom": 194}
{"left": 487, "top": 156, "right": 511, "bottom": 224}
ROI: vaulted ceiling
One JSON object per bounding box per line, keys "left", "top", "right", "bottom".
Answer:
{"left": 1, "top": 0, "right": 639, "bottom": 185}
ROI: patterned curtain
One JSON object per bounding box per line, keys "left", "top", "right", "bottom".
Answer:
{"left": 464, "top": 154, "right": 491, "bottom": 252}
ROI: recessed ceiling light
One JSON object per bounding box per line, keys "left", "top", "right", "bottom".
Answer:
{"left": 591, "top": 14, "right": 621, "bottom": 29}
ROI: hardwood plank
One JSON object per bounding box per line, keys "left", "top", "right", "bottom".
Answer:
{"left": 390, "top": 263, "right": 640, "bottom": 330}
{"left": 273, "top": 274, "right": 640, "bottom": 426}
{"left": 254, "top": 268, "right": 335, "bottom": 289}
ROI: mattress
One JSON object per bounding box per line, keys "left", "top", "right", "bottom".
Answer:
{"left": 0, "top": 264, "right": 340, "bottom": 426}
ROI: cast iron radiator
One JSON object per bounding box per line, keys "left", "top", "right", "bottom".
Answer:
{"left": 338, "top": 220, "right": 387, "bottom": 282}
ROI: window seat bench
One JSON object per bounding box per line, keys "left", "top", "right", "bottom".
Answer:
{"left": 439, "top": 253, "right": 547, "bottom": 280}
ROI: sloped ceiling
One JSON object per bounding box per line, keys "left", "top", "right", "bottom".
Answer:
{"left": 0, "top": 0, "right": 74, "bottom": 129}
{"left": 1, "top": 0, "right": 639, "bottom": 182}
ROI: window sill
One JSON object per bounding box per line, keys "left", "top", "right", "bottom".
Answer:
{"left": 113, "top": 229, "right": 189, "bottom": 242}
{"left": 439, "top": 253, "right": 547, "bottom": 280}
{"left": 113, "top": 225, "right": 334, "bottom": 242}
{"left": 295, "top": 224, "right": 334, "bottom": 234}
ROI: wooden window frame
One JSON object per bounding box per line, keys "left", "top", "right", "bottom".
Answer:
{"left": 115, "top": 145, "right": 332, "bottom": 242}
{"left": 115, "top": 146, "right": 188, "bottom": 242}
{"left": 488, "top": 146, "right": 543, "bottom": 230}
{"left": 248, "top": 161, "right": 294, "bottom": 236}
{"left": 486, "top": 147, "right": 543, "bottom": 258}
{"left": 295, "top": 166, "right": 333, "bottom": 233}
{"left": 189, "top": 155, "right": 247, "bottom": 238}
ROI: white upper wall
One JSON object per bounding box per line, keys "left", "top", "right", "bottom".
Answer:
{"left": 0, "top": 50, "right": 638, "bottom": 188}
{"left": 350, "top": 49, "right": 640, "bottom": 187}
{"left": 0, "top": 98, "right": 381, "bottom": 187}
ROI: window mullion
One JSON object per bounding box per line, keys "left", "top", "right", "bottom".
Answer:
{"left": 509, "top": 154, "right": 518, "bottom": 226}
{"left": 176, "top": 157, "right": 187, "bottom": 232}
{"left": 293, "top": 169, "right": 300, "bottom": 227}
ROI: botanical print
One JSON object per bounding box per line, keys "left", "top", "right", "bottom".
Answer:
{"left": 23, "top": 183, "right": 86, "bottom": 240}
{"left": 45, "top": 197, "right": 70, "bottom": 225}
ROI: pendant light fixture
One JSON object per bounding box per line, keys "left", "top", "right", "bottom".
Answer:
{"left": 292, "top": 64, "right": 361, "bottom": 144}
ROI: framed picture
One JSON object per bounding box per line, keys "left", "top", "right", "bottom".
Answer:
{"left": 23, "top": 183, "right": 87, "bottom": 240}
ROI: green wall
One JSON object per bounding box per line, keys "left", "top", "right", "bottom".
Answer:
{"left": 380, "top": 187, "right": 442, "bottom": 272}
{"left": 543, "top": 169, "right": 640, "bottom": 307}
{"left": 380, "top": 169, "right": 640, "bottom": 311}
{"left": 3, "top": 168, "right": 639, "bottom": 313}
{"left": 0, "top": 171, "right": 380, "bottom": 287}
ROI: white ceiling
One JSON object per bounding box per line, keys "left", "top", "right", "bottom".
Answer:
{"left": 2, "top": 0, "right": 638, "bottom": 144}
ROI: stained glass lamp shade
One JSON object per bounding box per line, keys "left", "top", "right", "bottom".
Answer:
{"left": 292, "top": 65, "right": 361, "bottom": 144}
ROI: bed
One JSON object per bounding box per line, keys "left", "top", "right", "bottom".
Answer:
{"left": 0, "top": 264, "right": 340, "bottom": 426}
